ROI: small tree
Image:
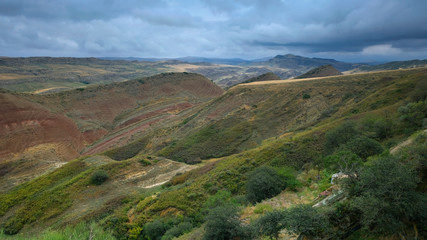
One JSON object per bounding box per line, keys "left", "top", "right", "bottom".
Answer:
{"left": 398, "top": 100, "right": 427, "bottom": 133}
{"left": 246, "top": 166, "right": 287, "bottom": 203}
{"left": 161, "top": 222, "right": 192, "bottom": 240}
{"left": 342, "top": 136, "right": 383, "bottom": 159}
{"left": 254, "top": 210, "right": 287, "bottom": 240}
{"left": 286, "top": 204, "right": 330, "bottom": 238}
{"left": 144, "top": 219, "right": 167, "bottom": 240}
{"left": 90, "top": 170, "right": 109, "bottom": 185}
{"left": 350, "top": 156, "right": 426, "bottom": 236}
{"left": 323, "top": 150, "right": 363, "bottom": 174}
{"left": 203, "top": 204, "right": 246, "bottom": 240}
{"left": 325, "top": 121, "right": 359, "bottom": 153}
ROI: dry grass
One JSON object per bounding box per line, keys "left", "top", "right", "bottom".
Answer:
{"left": 0, "top": 73, "right": 34, "bottom": 80}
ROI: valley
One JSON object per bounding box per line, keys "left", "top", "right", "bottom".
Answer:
{"left": 0, "top": 54, "right": 370, "bottom": 93}
{"left": 0, "top": 59, "right": 426, "bottom": 240}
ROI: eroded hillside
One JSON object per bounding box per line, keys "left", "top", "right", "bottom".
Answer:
{"left": 0, "top": 67, "right": 426, "bottom": 239}
{"left": 0, "top": 73, "right": 223, "bottom": 192}
{"left": 153, "top": 68, "right": 426, "bottom": 163}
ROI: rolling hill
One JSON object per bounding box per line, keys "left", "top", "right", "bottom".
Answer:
{"left": 355, "top": 59, "right": 427, "bottom": 72}
{"left": 0, "top": 55, "right": 366, "bottom": 92}
{"left": 0, "top": 64, "right": 426, "bottom": 239}
{"left": 0, "top": 73, "right": 223, "bottom": 192}
{"left": 240, "top": 72, "right": 281, "bottom": 84}
{"left": 295, "top": 64, "right": 342, "bottom": 79}
{"left": 261, "top": 54, "right": 361, "bottom": 72}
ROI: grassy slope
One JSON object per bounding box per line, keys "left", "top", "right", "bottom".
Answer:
{"left": 26, "top": 73, "right": 223, "bottom": 150}
{"left": 0, "top": 68, "right": 426, "bottom": 238}
{"left": 114, "top": 68, "right": 426, "bottom": 237}
{"left": 156, "top": 68, "right": 426, "bottom": 163}
{"left": 295, "top": 64, "right": 342, "bottom": 79}
{"left": 0, "top": 154, "right": 196, "bottom": 235}
{"left": 0, "top": 57, "right": 173, "bottom": 93}
{"left": 0, "top": 73, "right": 223, "bottom": 194}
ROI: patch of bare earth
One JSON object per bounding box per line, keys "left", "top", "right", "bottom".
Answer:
{"left": 56, "top": 158, "right": 196, "bottom": 225}
{"left": 0, "top": 143, "right": 78, "bottom": 193}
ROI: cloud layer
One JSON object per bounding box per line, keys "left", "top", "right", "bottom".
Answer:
{"left": 1, "top": 0, "right": 426, "bottom": 61}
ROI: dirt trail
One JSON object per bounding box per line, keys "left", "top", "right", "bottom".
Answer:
{"left": 57, "top": 158, "right": 197, "bottom": 225}
{"left": 239, "top": 75, "right": 340, "bottom": 86}
{"left": 238, "top": 67, "right": 427, "bottom": 86}
{"left": 390, "top": 129, "right": 427, "bottom": 154}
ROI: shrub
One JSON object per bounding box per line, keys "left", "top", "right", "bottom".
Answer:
{"left": 202, "top": 190, "right": 232, "bottom": 214}
{"left": 286, "top": 204, "right": 330, "bottom": 238}
{"left": 144, "top": 219, "right": 167, "bottom": 240}
{"left": 139, "top": 158, "right": 152, "bottom": 166}
{"left": 323, "top": 150, "right": 363, "bottom": 173}
{"left": 398, "top": 100, "right": 427, "bottom": 133}
{"left": 246, "top": 166, "right": 287, "bottom": 203}
{"left": 161, "top": 222, "right": 193, "bottom": 240}
{"left": 170, "top": 171, "right": 191, "bottom": 186}
{"left": 349, "top": 155, "right": 426, "bottom": 236}
{"left": 90, "top": 170, "right": 109, "bottom": 185}
{"left": 325, "top": 121, "right": 359, "bottom": 153}
{"left": 203, "top": 204, "right": 246, "bottom": 240}
{"left": 253, "top": 210, "right": 287, "bottom": 240}
{"left": 359, "top": 115, "right": 391, "bottom": 140}
{"left": 276, "top": 167, "right": 301, "bottom": 191}
{"left": 341, "top": 136, "right": 383, "bottom": 159}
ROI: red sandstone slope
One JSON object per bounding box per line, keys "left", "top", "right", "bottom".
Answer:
{"left": 0, "top": 72, "right": 223, "bottom": 190}
{"left": 25, "top": 72, "right": 224, "bottom": 154}
{"left": 0, "top": 92, "right": 83, "bottom": 159}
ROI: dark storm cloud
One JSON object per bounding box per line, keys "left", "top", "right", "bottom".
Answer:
{"left": 0, "top": 0, "right": 426, "bottom": 61}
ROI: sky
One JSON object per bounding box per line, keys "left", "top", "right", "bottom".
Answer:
{"left": 1, "top": 0, "right": 427, "bottom": 62}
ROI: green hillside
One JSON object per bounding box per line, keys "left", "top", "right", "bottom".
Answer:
{"left": 358, "top": 59, "right": 427, "bottom": 72}
{"left": 240, "top": 72, "right": 281, "bottom": 84}
{"left": 1, "top": 68, "right": 426, "bottom": 240}
{"left": 295, "top": 64, "right": 342, "bottom": 79}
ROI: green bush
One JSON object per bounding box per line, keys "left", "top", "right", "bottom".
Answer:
{"left": 398, "top": 100, "right": 427, "bottom": 133}
{"left": 276, "top": 167, "right": 301, "bottom": 191}
{"left": 323, "top": 150, "right": 363, "bottom": 173}
{"left": 90, "top": 170, "right": 109, "bottom": 185}
{"left": 341, "top": 136, "right": 383, "bottom": 159}
{"left": 203, "top": 204, "right": 247, "bottom": 240}
{"left": 286, "top": 204, "right": 330, "bottom": 238}
{"left": 253, "top": 210, "right": 287, "bottom": 240}
{"left": 139, "top": 158, "right": 152, "bottom": 166}
{"left": 246, "top": 166, "right": 287, "bottom": 203}
{"left": 325, "top": 121, "right": 359, "bottom": 153}
{"left": 359, "top": 115, "right": 392, "bottom": 140}
{"left": 349, "top": 155, "right": 426, "bottom": 236}
{"left": 201, "top": 190, "right": 232, "bottom": 214}
{"left": 144, "top": 219, "right": 167, "bottom": 240}
{"left": 161, "top": 222, "right": 193, "bottom": 240}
